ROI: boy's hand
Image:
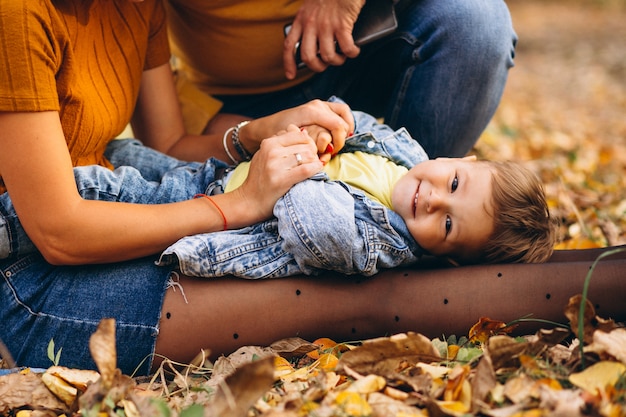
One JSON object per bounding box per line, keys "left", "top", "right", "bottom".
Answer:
{"left": 301, "top": 125, "right": 341, "bottom": 165}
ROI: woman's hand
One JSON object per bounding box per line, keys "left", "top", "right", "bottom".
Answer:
{"left": 227, "top": 125, "right": 323, "bottom": 227}
{"left": 239, "top": 99, "right": 354, "bottom": 159}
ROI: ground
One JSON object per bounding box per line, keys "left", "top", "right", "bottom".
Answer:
{"left": 2, "top": 1, "right": 626, "bottom": 416}
{"left": 475, "top": 0, "right": 626, "bottom": 248}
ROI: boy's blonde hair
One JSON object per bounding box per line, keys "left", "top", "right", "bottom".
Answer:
{"left": 470, "top": 160, "right": 557, "bottom": 264}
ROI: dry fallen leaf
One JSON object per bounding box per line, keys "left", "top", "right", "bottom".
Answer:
{"left": 585, "top": 328, "right": 626, "bottom": 363}
{"left": 469, "top": 318, "right": 517, "bottom": 345}
{"left": 88, "top": 317, "right": 117, "bottom": 388}
{"left": 565, "top": 295, "right": 619, "bottom": 344}
{"left": 569, "top": 361, "right": 626, "bottom": 395}
{"left": 204, "top": 356, "right": 275, "bottom": 417}
{"left": 337, "top": 332, "right": 441, "bottom": 376}
{"left": 0, "top": 372, "right": 68, "bottom": 414}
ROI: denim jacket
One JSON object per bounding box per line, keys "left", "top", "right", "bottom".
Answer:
{"left": 157, "top": 108, "right": 430, "bottom": 278}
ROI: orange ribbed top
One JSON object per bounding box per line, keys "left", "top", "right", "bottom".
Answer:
{"left": 0, "top": 0, "right": 171, "bottom": 193}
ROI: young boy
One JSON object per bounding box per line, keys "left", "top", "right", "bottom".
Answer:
{"left": 157, "top": 104, "right": 556, "bottom": 278}
{"left": 0, "top": 102, "right": 555, "bottom": 277}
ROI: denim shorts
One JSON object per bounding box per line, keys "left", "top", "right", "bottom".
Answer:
{"left": 0, "top": 253, "right": 172, "bottom": 375}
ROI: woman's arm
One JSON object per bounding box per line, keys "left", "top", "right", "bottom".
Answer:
{"left": 0, "top": 111, "right": 321, "bottom": 265}
{"left": 131, "top": 64, "right": 354, "bottom": 162}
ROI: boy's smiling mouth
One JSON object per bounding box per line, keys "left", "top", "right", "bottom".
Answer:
{"left": 413, "top": 182, "right": 421, "bottom": 217}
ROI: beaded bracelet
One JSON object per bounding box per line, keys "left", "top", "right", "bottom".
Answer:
{"left": 194, "top": 193, "right": 228, "bottom": 231}
{"left": 222, "top": 127, "right": 238, "bottom": 165}
{"left": 231, "top": 120, "right": 252, "bottom": 161}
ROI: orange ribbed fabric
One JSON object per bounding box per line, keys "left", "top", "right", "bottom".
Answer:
{"left": 0, "top": 0, "right": 171, "bottom": 193}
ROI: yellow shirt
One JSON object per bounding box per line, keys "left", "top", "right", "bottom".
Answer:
{"left": 225, "top": 152, "right": 408, "bottom": 209}
{"left": 165, "top": 0, "right": 316, "bottom": 133}
{"left": 166, "top": 0, "right": 312, "bottom": 95}
{"left": 0, "top": 0, "right": 171, "bottom": 193}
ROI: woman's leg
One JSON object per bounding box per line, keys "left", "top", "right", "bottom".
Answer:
{"left": 155, "top": 247, "right": 626, "bottom": 368}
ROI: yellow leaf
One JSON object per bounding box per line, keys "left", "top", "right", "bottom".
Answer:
{"left": 569, "top": 361, "right": 626, "bottom": 395}
{"left": 306, "top": 337, "right": 337, "bottom": 359}
{"left": 346, "top": 374, "right": 386, "bottom": 394}
{"left": 447, "top": 345, "right": 460, "bottom": 360}
{"left": 334, "top": 391, "right": 372, "bottom": 417}
{"left": 46, "top": 366, "right": 100, "bottom": 391}
{"left": 554, "top": 237, "right": 602, "bottom": 250}
{"left": 41, "top": 372, "right": 77, "bottom": 407}
{"left": 299, "top": 400, "right": 320, "bottom": 415}
{"left": 273, "top": 356, "right": 295, "bottom": 378}
{"left": 436, "top": 400, "right": 470, "bottom": 414}
{"left": 318, "top": 352, "right": 339, "bottom": 372}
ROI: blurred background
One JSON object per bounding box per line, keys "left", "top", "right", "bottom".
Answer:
{"left": 475, "top": 0, "right": 626, "bottom": 249}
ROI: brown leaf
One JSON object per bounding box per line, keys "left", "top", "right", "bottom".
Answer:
{"left": 269, "top": 337, "right": 319, "bottom": 358}
{"left": 210, "top": 345, "right": 275, "bottom": 388}
{"left": 204, "top": 356, "right": 275, "bottom": 417}
{"left": 336, "top": 333, "right": 440, "bottom": 377}
{"left": 468, "top": 318, "right": 517, "bottom": 345}
{"left": 484, "top": 335, "right": 528, "bottom": 371}
{"left": 471, "top": 352, "right": 497, "bottom": 410}
{"left": 565, "top": 295, "right": 618, "bottom": 344}
{"left": 78, "top": 370, "right": 136, "bottom": 413}
{"left": 586, "top": 328, "right": 626, "bottom": 363}
{"left": 0, "top": 372, "right": 68, "bottom": 414}
{"left": 89, "top": 318, "right": 117, "bottom": 388}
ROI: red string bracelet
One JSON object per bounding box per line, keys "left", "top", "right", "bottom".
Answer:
{"left": 194, "top": 193, "right": 228, "bottom": 231}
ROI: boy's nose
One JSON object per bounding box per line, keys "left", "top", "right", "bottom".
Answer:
{"left": 427, "top": 190, "right": 446, "bottom": 212}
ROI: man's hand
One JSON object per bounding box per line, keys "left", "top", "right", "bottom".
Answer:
{"left": 283, "top": 0, "right": 365, "bottom": 79}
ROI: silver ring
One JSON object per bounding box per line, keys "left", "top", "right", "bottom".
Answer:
{"left": 294, "top": 152, "right": 303, "bottom": 166}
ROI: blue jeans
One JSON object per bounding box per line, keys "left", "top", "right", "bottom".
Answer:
{"left": 0, "top": 141, "right": 229, "bottom": 375}
{"left": 215, "top": 0, "right": 517, "bottom": 158}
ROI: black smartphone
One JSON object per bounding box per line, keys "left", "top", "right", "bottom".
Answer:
{"left": 284, "top": 0, "right": 398, "bottom": 69}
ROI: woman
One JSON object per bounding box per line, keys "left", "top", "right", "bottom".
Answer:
{"left": 0, "top": 0, "right": 351, "bottom": 373}
{"left": 1, "top": 0, "right": 625, "bottom": 376}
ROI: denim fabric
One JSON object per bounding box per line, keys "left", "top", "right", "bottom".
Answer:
{"left": 157, "top": 108, "right": 429, "bottom": 278}
{"left": 0, "top": 253, "right": 172, "bottom": 375}
{"left": 0, "top": 140, "right": 229, "bottom": 259}
{"left": 0, "top": 141, "right": 229, "bottom": 374}
{"left": 215, "top": 0, "right": 517, "bottom": 158}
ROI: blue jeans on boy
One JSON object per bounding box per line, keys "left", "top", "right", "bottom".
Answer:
{"left": 215, "top": 0, "right": 517, "bottom": 158}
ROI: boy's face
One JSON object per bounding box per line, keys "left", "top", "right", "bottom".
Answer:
{"left": 391, "top": 157, "right": 495, "bottom": 260}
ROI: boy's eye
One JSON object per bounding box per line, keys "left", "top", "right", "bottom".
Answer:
{"left": 445, "top": 216, "right": 452, "bottom": 236}
{"left": 451, "top": 174, "right": 458, "bottom": 192}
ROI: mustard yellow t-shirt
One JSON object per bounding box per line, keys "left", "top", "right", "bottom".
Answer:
{"left": 225, "top": 152, "right": 408, "bottom": 209}
{"left": 165, "top": 0, "right": 316, "bottom": 133}
{"left": 166, "top": 0, "right": 312, "bottom": 95}
{"left": 0, "top": 0, "right": 171, "bottom": 193}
